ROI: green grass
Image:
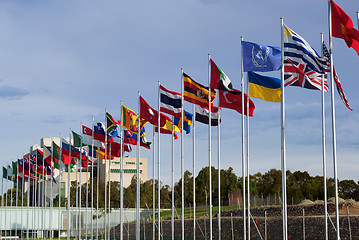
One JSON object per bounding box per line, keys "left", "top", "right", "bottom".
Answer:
{"left": 152, "top": 205, "right": 241, "bottom": 220}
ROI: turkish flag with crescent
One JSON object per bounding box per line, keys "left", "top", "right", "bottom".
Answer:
{"left": 218, "top": 89, "right": 255, "bottom": 117}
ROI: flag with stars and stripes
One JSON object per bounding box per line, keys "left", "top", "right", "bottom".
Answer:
{"left": 322, "top": 42, "right": 352, "bottom": 110}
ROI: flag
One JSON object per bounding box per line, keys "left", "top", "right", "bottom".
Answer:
{"left": 174, "top": 110, "right": 193, "bottom": 134}
{"left": 72, "top": 131, "right": 82, "bottom": 147}
{"left": 183, "top": 72, "right": 216, "bottom": 108}
{"left": 330, "top": 0, "right": 359, "bottom": 55}
{"left": 106, "top": 112, "right": 119, "bottom": 134}
{"left": 140, "top": 96, "right": 159, "bottom": 126}
{"left": 195, "top": 105, "right": 220, "bottom": 126}
{"left": 248, "top": 71, "right": 281, "bottom": 102}
{"left": 7, "top": 165, "right": 13, "bottom": 180}
{"left": 160, "top": 85, "right": 182, "bottom": 118}
{"left": 110, "top": 136, "right": 132, "bottom": 157}
{"left": 43, "top": 146, "right": 52, "bottom": 166}
{"left": 322, "top": 42, "right": 352, "bottom": 110}
{"left": 82, "top": 125, "right": 104, "bottom": 148}
{"left": 284, "top": 59, "right": 328, "bottom": 91}
{"left": 2, "top": 166, "right": 8, "bottom": 180}
{"left": 123, "top": 129, "right": 151, "bottom": 149}
{"left": 283, "top": 24, "right": 327, "bottom": 73}
{"left": 12, "top": 161, "right": 18, "bottom": 176}
{"left": 122, "top": 105, "right": 147, "bottom": 135}
{"left": 218, "top": 89, "right": 255, "bottom": 116}
{"left": 210, "top": 59, "right": 233, "bottom": 91}
{"left": 94, "top": 122, "right": 106, "bottom": 143}
{"left": 242, "top": 41, "right": 281, "bottom": 72}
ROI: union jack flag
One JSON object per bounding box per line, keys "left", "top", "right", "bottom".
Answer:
{"left": 284, "top": 59, "right": 328, "bottom": 92}
{"left": 322, "top": 42, "right": 352, "bottom": 110}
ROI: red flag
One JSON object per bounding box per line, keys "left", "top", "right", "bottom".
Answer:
{"left": 218, "top": 89, "right": 255, "bottom": 116}
{"left": 330, "top": 0, "right": 359, "bottom": 55}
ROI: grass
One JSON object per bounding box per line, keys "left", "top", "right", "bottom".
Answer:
{"left": 151, "top": 205, "right": 241, "bottom": 220}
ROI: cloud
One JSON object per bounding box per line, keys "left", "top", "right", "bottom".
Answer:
{"left": 0, "top": 85, "right": 29, "bottom": 99}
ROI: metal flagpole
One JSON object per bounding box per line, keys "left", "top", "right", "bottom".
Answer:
{"left": 192, "top": 104, "right": 196, "bottom": 240}
{"left": 50, "top": 138, "right": 54, "bottom": 239}
{"left": 120, "top": 103, "right": 124, "bottom": 240}
{"left": 108, "top": 142, "right": 112, "bottom": 239}
{"left": 357, "top": 11, "right": 359, "bottom": 29}
{"left": 68, "top": 130, "right": 72, "bottom": 240}
{"left": 180, "top": 68, "right": 185, "bottom": 240}
{"left": 27, "top": 158, "right": 31, "bottom": 240}
{"left": 33, "top": 156, "right": 36, "bottom": 239}
{"left": 321, "top": 33, "right": 329, "bottom": 240}
{"left": 79, "top": 129, "right": 83, "bottom": 240}
{"left": 91, "top": 116, "right": 95, "bottom": 240}
{"left": 58, "top": 135, "right": 63, "bottom": 240}
{"left": 96, "top": 121, "right": 100, "bottom": 240}
{"left": 280, "top": 17, "right": 288, "bottom": 240}
{"left": 171, "top": 115, "right": 175, "bottom": 240}
{"left": 157, "top": 81, "right": 161, "bottom": 240}
{"left": 5, "top": 175, "right": 8, "bottom": 238}
{"left": 208, "top": 53, "right": 213, "bottom": 240}
{"left": 16, "top": 161, "right": 19, "bottom": 238}
{"left": 218, "top": 91, "right": 221, "bottom": 240}
{"left": 22, "top": 158, "right": 25, "bottom": 238}
{"left": 152, "top": 124, "right": 156, "bottom": 240}
{"left": 84, "top": 124, "right": 89, "bottom": 240}
{"left": 75, "top": 153, "right": 78, "bottom": 239}
{"left": 0, "top": 173, "right": 2, "bottom": 237}
{"left": 328, "top": 2, "right": 340, "bottom": 239}
{"left": 240, "top": 36, "right": 247, "bottom": 240}
{"left": 246, "top": 73, "right": 251, "bottom": 240}
{"left": 136, "top": 92, "right": 141, "bottom": 240}
{"left": 42, "top": 154, "right": 46, "bottom": 239}
{"left": 104, "top": 109, "right": 108, "bottom": 240}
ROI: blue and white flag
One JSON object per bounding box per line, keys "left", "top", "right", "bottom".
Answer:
{"left": 283, "top": 25, "right": 326, "bottom": 73}
{"left": 242, "top": 41, "right": 281, "bottom": 72}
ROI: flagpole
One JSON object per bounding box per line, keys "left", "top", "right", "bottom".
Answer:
{"left": 357, "top": 11, "right": 359, "bottom": 29}
{"left": 79, "top": 127, "right": 83, "bottom": 240}
{"left": 33, "top": 156, "right": 37, "bottom": 239}
{"left": 16, "top": 161, "right": 19, "bottom": 238}
{"left": 5, "top": 174, "right": 8, "bottom": 237}
{"left": 192, "top": 103, "right": 196, "bottom": 240}
{"left": 75, "top": 151, "right": 79, "bottom": 240}
{"left": 108, "top": 142, "right": 112, "bottom": 240}
{"left": 104, "top": 109, "right": 108, "bottom": 240}
{"left": 68, "top": 130, "right": 72, "bottom": 240}
{"left": 120, "top": 103, "right": 124, "bottom": 240}
{"left": 27, "top": 157, "right": 31, "bottom": 240}
{"left": 217, "top": 89, "right": 221, "bottom": 240}
{"left": 22, "top": 158, "right": 25, "bottom": 238}
{"left": 180, "top": 68, "right": 185, "bottom": 240}
{"left": 50, "top": 138, "right": 54, "bottom": 239}
{"left": 136, "top": 92, "right": 141, "bottom": 240}
{"left": 152, "top": 124, "right": 156, "bottom": 240}
{"left": 157, "top": 81, "right": 161, "bottom": 240}
{"left": 280, "top": 17, "right": 288, "bottom": 240}
{"left": 0, "top": 168, "right": 3, "bottom": 238}
{"left": 58, "top": 135, "right": 63, "bottom": 240}
{"left": 208, "top": 53, "right": 213, "bottom": 240}
{"left": 246, "top": 73, "right": 251, "bottom": 240}
{"left": 96, "top": 121, "right": 100, "bottom": 240}
{"left": 321, "top": 33, "right": 329, "bottom": 240}
{"left": 328, "top": 2, "right": 340, "bottom": 240}
{"left": 84, "top": 124, "right": 89, "bottom": 240}
{"left": 91, "top": 116, "right": 95, "bottom": 240}
{"left": 240, "top": 36, "right": 247, "bottom": 240}
{"left": 171, "top": 115, "right": 175, "bottom": 240}
{"left": 42, "top": 154, "right": 46, "bottom": 239}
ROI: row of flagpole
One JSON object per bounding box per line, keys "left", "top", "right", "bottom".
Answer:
{"left": 1, "top": 2, "right": 358, "bottom": 240}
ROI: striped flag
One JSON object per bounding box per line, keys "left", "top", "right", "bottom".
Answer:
{"left": 159, "top": 85, "right": 182, "bottom": 118}
{"left": 322, "top": 42, "right": 352, "bottom": 110}
{"left": 183, "top": 72, "right": 216, "bottom": 108}
{"left": 283, "top": 25, "right": 327, "bottom": 73}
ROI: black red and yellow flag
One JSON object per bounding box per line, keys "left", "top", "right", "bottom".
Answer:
{"left": 183, "top": 72, "right": 216, "bottom": 108}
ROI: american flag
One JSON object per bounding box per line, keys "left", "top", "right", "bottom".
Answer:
{"left": 322, "top": 42, "right": 352, "bottom": 111}
{"left": 284, "top": 59, "right": 328, "bottom": 92}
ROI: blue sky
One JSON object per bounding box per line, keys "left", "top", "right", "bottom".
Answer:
{"left": 0, "top": 0, "right": 358, "bottom": 190}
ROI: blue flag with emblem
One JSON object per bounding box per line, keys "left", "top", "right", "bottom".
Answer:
{"left": 242, "top": 41, "right": 281, "bottom": 72}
